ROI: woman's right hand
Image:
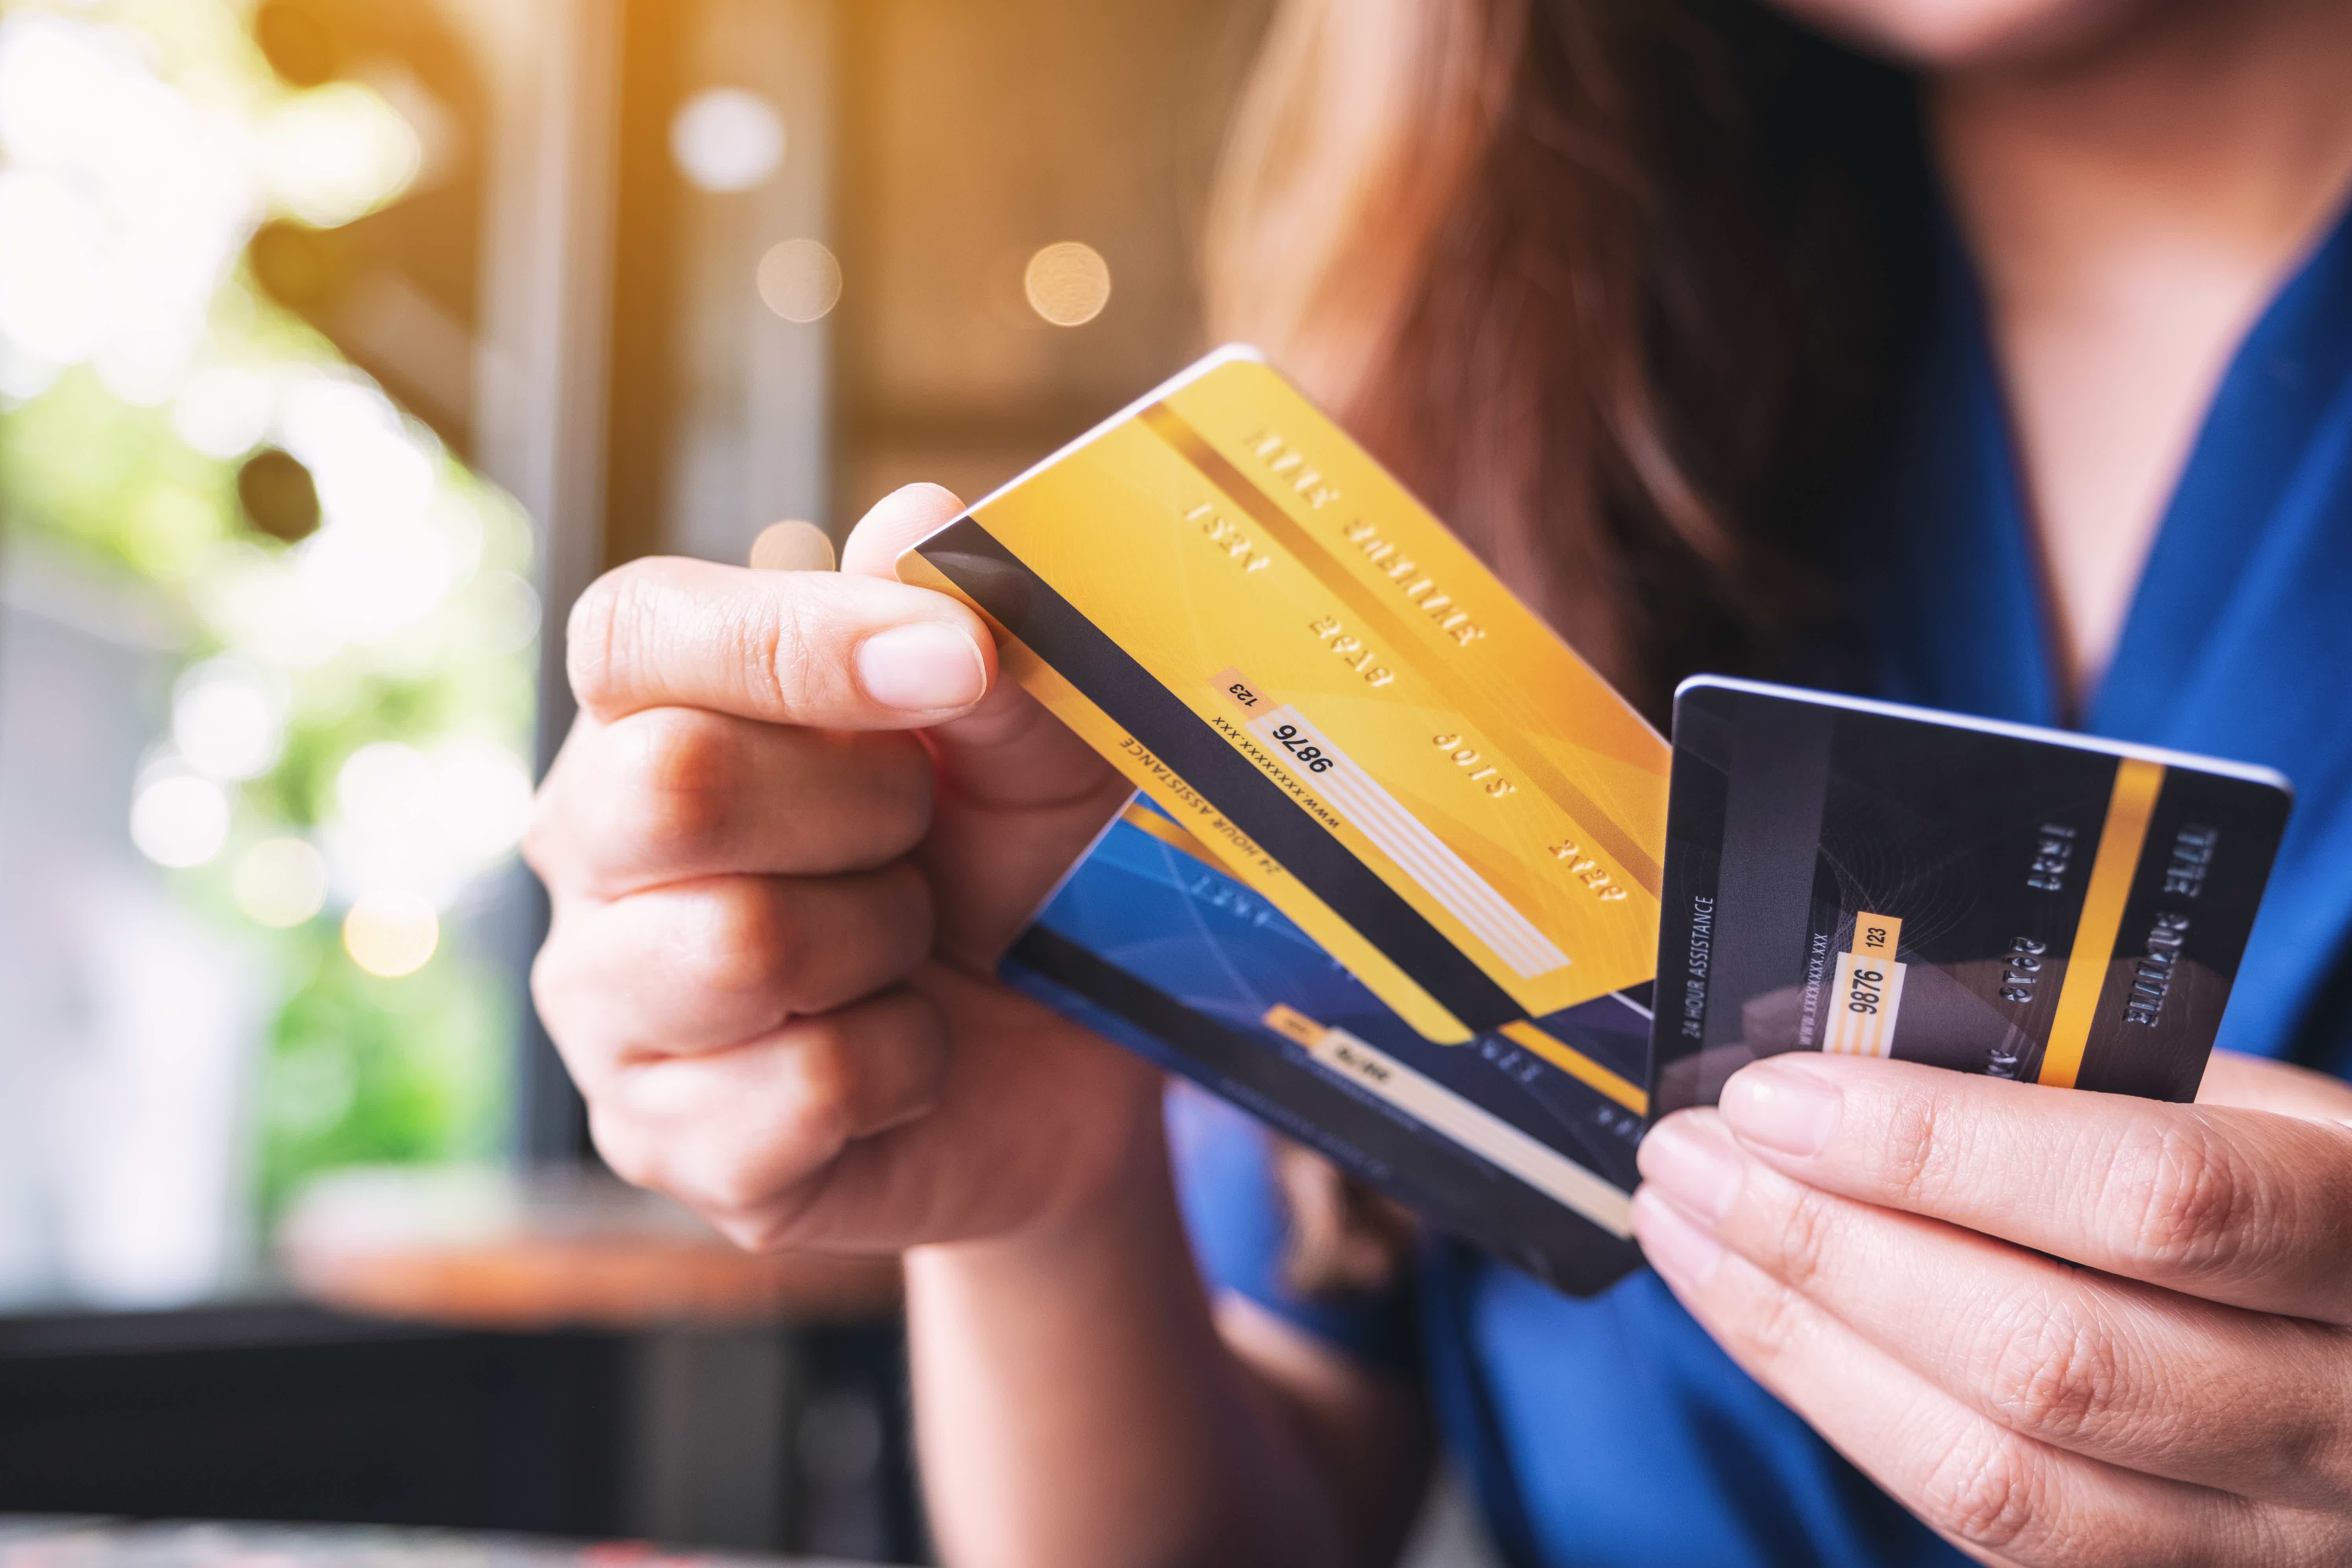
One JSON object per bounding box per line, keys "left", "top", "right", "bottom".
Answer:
{"left": 524, "top": 484, "right": 1156, "bottom": 1254}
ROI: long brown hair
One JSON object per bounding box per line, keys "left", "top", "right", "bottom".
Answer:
{"left": 1205, "top": 0, "right": 1930, "bottom": 1289}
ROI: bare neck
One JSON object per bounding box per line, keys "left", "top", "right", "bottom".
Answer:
{"left": 1928, "top": 0, "right": 2352, "bottom": 709}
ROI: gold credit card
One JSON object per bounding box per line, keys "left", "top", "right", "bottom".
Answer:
{"left": 899, "top": 346, "right": 1670, "bottom": 1043}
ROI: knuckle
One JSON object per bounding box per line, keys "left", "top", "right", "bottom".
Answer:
{"left": 587, "top": 1107, "right": 659, "bottom": 1192}
{"left": 695, "top": 1143, "right": 789, "bottom": 1219}
{"left": 521, "top": 723, "right": 593, "bottom": 883}
{"left": 776, "top": 730, "right": 936, "bottom": 871}
{"left": 1879, "top": 1083, "right": 1955, "bottom": 1206}
{"left": 781, "top": 1018, "right": 863, "bottom": 1153}
{"left": 753, "top": 588, "right": 808, "bottom": 711}
{"left": 565, "top": 561, "right": 659, "bottom": 713}
{"left": 1981, "top": 1298, "right": 2121, "bottom": 1446}
{"left": 612, "top": 707, "right": 739, "bottom": 864}
{"left": 684, "top": 881, "right": 797, "bottom": 1001}
{"left": 520, "top": 799, "right": 561, "bottom": 880}
{"left": 662, "top": 1104, "right": 802, "bottom": 1221}
{"left": 2118, "top": 1121, "right": 2252, "bottom": 1274}
{"left": 1766, "top": 1182, "right": 1843, "bottom": 1297}
{"left": 709, "top": 1210, "right": 793, "bottom": 1254}
{"left": 858, "top": 986, "right": 951, "bottom": 1127}
{"left": 527, "top": 933, "right": 606, "bottom": 1082}
{"left": 750, "top": 580, "right": 842, "bottom": 717}
{"left": 861, "top": 733, "right": 936, "bottom": 846}
{"left": 901, "top": 1002, "right": 953, "bottom": 1115}
{"left": 1738, "top": 1270, "right": 1815, "bottom": 1368}
{"left": 527, "top": 941, "right": 566, "bottom": 1033}
{"left": 871, "top": 859, "right": 937, "bottom": 960}
{"left": 1919, "top": 1427, "right": 2045, "bottom": 1555}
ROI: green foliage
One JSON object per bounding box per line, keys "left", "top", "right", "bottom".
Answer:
{"left": 257, "top": 925, "right": 511, "bottom": 1216}
{"left": 0, "top": 369, "right": 240, "bottom": 580}
{"left": 0, "top": 0, "right": 540, "bottom": 1238}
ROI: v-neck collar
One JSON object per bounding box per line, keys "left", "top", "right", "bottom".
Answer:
{"left": 2094, "top": 198, "right": 2352, "bottom": 738}
{"left": 1856, "top": 187, "right": 2352, "bottom": 1067}
{"left": 1935, "top": 193, "right": 2352, "bottom": 739}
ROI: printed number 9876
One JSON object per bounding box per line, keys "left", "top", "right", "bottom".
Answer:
{"left": 1269, "top": 723, "right": 1335, "bottom": 774}
{"left": 1848, "top": 966, "right": 1886, "bottom": 1016}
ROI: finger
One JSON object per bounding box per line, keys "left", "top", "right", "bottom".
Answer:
{"left": 2199, "top": 1049, "right": 2352, "bottom": 1126}
{"left": 535, "top": 865, "right": 932, "bottom": 1062}
{"left": 589, "top": 987, "right": 950, "bottom": 1241}
{"left": 1641, "top": 1110, "right": 2352, "bottom": 1510}
{"left": 566, "top": 554, "right": 995, "bottom": 728}
{"left": 1715, "top": 1054, "right": 2352, "bottom": 1323}
{"left": 1632, "top": 1188, "right": 2284, "bottom": 1567}
{"left": 528, "top": 706, "right": 931, "bottom": 896}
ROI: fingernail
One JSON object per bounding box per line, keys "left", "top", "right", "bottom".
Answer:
{"left": 1634, "top": 1187, "right": 1724, "bottom": 1287}
{"left": 1722, "top": 1057, "right": 1841, "bottom": 1156}
{"left": 1636, "top": 1113, "right": 1745, "bottom": 1224}
{"left": 857, "top": 623, "right": 987, "bottom": 711}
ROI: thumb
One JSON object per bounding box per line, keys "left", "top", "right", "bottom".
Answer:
{"left": 840, "top": 478, "right": 1110, "bottom": 811}
{"left": 836, "top": 485, "right": 1126, "bottom": 960}
{"left": 841, "top": 483, "right": 969, "bottom": 580}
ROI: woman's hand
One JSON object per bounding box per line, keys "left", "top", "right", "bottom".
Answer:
{"left": 1633, "top": 1048, "right": 2352, "bottom": 1566}
{"left": 525, "top": 484, "right": 1152, "bottom": 1255}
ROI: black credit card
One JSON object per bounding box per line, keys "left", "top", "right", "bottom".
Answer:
{"left": 1651, "top": 677, "right": 2291, "bottom": 1114}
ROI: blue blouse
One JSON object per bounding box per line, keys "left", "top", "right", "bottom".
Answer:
{"left": 1174, "top": 194, "right": 2352, "bottom": 1567}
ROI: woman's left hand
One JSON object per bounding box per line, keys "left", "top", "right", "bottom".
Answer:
{"left": 1634, "top": 1049, "right": 2352, "bottom": 1566}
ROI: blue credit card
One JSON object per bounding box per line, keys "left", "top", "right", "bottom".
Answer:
{"left": 1004, "top": 796, "right": 1654, "bottom": 1297}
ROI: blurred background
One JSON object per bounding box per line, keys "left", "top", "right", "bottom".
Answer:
{"left": 0, "top": 0, "right": 1291, "bottom": 1561}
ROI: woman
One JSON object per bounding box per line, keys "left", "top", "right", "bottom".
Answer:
{"left": 525, "top": 0, "right": 2352, "bottom": 1561}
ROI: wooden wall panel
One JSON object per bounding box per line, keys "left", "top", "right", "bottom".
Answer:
{"left": 835, "top": 0, "right": 1266, "bottom": 515}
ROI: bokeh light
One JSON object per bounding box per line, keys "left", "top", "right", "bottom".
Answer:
{"left": 757, "top": 238, "right": 842, "bottom": 323}
{"left": 749, "top": 519, "right": 835, "bottom": 572}
{"left": 234, "top": 837, "right": 329, "bottom": 928}
{"left": 0, "top": 0, "right": 537, "bottom": 1254}
{"left": 336, "top": 742, "right": 432, "bottom": 835}
{"left": 426, "top": 739, "right": 535, "bottom": 863}
{"left": 343, "top": 891, "right": 439, "bottom": 978}
{"left": 0, "top": 14, "right": 256, "bottom": 388}
{"left": 670, "top": 87, "right": 785, "bottom": 193}
{"left": 130, "top": 772, "right": 232, "bottom": 869}
{"left": 295, "top": 521, "right": 455, "bottom": 642}
{"left": 173, "top": 367, "right": 276, "bottom": 460}
{"left": 0, "top": 168, "right": 106, "bottom": 365}
{"left": 278, "top": 377, "right": 436, "bottom": 532}
{"left": 188, "top": 541, "right": 340, "bottom": 669}
{"left": 262, "top": 81, "right": 422, "bottom": 229}
{"left": 474, "top": 570, "right": 543, "bottom": 654}
{"left": 1023, "top": 241, "right": 1111, "bottom": 326}
{"left": 172, "top": 659, "right": 284, "bottom": 781}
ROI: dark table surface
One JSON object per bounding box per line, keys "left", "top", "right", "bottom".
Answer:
{"left": 0, "top": 1520, "right": 888, "bottom": 1568}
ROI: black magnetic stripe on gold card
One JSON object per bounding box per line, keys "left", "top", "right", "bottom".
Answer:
{"left": 922, "top": 516, "right": 1521, "bottom": 1032}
